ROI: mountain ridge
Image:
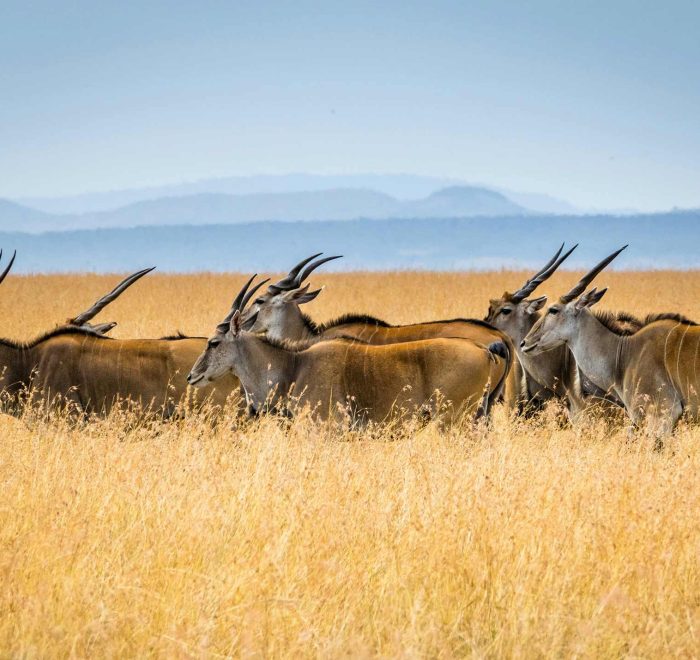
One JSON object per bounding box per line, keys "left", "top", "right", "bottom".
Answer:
{"left": 14, "top": 173, "right": 576, "bottom": 215}
{"left": 2, "top": 185, "right": 526, "bottom": 233}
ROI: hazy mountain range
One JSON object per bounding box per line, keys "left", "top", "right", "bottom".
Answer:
{"left": 16, "top": 174, "right": 579, "bottom": 216}
{"left": 1, "top": 173, "right": 695, "bottom": 273}
{"left": 3, "top": 185, "right": 530, "bottom": 233}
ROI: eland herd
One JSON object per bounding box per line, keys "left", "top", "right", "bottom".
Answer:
{"left": 1, "top": 245, "right": 698, "bottom": 446}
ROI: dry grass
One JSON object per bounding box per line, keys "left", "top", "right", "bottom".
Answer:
{"left": 2, "top": 270, "right": 700, "bottom": 657}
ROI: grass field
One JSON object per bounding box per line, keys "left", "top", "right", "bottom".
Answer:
{"left": 2, "top": 270, "right": 700, "bottom": 657}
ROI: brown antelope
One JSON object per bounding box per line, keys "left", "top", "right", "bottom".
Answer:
{"left": 0, "top": 261, "right": 258, "bottom": 416}
{"left": 13, "top": 329, "right": 241, "bottom": 416}
{"left": 521, "top": 246, "right": 700, "bottom": 442}
{"left": 485, "top": 244, "right": 642, "bottom": 418}
{"left": 187, "top": 283, "right": 511, "bottom": 425}
{"left": 242, "top": 254, "right": 515, "bottom": 407}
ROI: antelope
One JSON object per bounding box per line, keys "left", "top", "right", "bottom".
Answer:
{"left": 187, "top": 281, "right": 511, "bottom": 425}
{"left": 0, "top": 258, "right": 255, "bottom": 416}
{"left": 485, "top": 244, "right": 642, "bottom": 418}
{"left": 521, "top": 246, "right": 700, "bottom": 442}
{"left": 14, "top": 329, "right": 241, "bottom": 416}
{"left": 242, "top": 254, "right": 515, "bottom": 409}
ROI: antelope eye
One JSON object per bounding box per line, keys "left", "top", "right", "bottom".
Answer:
{"left": 208, "top": 338, "right": 221, "bottom": 348}
{"left": 254, "top": 298, "right": 265, "bottom": 305}
{"left": 549, "top": 308, "right": 559, "bottom": 315}
{"left": 501, "top": 308, "right": 512, "bottom": 316}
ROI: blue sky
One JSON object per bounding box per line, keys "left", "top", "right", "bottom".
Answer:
{"left": 1, "top": 0, "right": 698, "bottom": 210}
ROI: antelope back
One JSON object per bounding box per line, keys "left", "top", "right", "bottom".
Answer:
{"left": 290, "top": 337, "right": 509, "bottom": 424}
{"left": 631, "top": 319, "right": 700, "bottom": 411}
{"left": 28, "top": 330, "right": 240, "bottom": 415}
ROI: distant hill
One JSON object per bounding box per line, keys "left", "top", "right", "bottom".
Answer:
{"left": 15, "top": 173, "right": 577, "bottom": 215}
{"left": 0, "top": 199, "right": 57, "bottom": 233}
{"left": 16, "top": 174, "right": 466, "bottom": 214}
{"left": 399, "top": 186, "right": 523, "bottom": 218}
{"left": 1, "top": 209, "right": 699, "bottom": 273}
{"left": 78, "top": 189, "right": 401, "bottom": 228}
{"left": 491, "top": 188, "right": 580, "bottom": 215}
{"left": 2, "top": 186, "right": 527, "bottom": 233}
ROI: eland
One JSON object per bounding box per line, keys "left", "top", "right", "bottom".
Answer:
{"left": 188, "top": 278, "right": 511, "bottom": 424}
{"left": 521, "top": 246, "right": 700, "bottom": 442}
{"left": 0, "top": 258, "right": 251, "bottom": 416}
{"left": 486, "top": 244, "right": 642, "bottom": 418}
{"left": 241, "top": 253, "right": 515, "bottom": 407}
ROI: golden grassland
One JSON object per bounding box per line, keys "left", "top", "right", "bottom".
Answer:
{"left": 3, "top": 270, "right": 700, "bottom": 657}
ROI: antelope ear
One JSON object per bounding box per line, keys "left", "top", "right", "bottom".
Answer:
{"left": 294, "top": 287, "right": 322, "bottom": 305}
{"left": 526, "top": 296, "right": 547, "bottom": 313}
{"left": 93, "top": 321, "right": 118, "bottom": 335}
{"left": 281, "top": 283, "right": 309, "bottom": 303}
{"left": 575, "top": 287, "right": 608, "bottom": 310}
{"left": 281, "top": 283, "right": 322, "bottom": 305}
{"left": 229, "top": 309, "right": 243, "bottom": 336}
{"left": 241, "top": 310, "right": 259, "bottom": 331}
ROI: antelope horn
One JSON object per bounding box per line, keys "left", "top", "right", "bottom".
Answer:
{"left": 294, "top": 255, "right": 342, "bottom": 287}
{"left": 71, "top": 267, "right": 155, "bottom": 325}
{"left": 511, "top": 243, "right": 577, "bottom": 303}
{"left": 217, "top": 274, "right": 262, "bottom": 332}
{"left": 267, "top": 253, "right": 323, "bottom": 293}
{"left": 511, "top": 243, "right": 578, "bottom": 303}
{"left": 230, "top": 274, "right": 257, "bottom": 313}
{"left": 0, "top": 250, "right": 17, "bottom": 286}
{"left": 510, "top": 243, "right": 563, "bottom": 301}
{"left": 241, "top": 277, "right": 270, "bottom": 310}
{"left": 560, "top": 245, "right": 628, "bottom": 303}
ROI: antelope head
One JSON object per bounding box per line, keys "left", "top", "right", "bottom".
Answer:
{"left": 240, "top": 253, "right": 341, "bottom": 337}
{"left": 485, "top": 243, "right": 577, "bottom": 347}
{"left": 187, "top": 274, "right": 269, "bottom": 387}
{"left": 521, "top": 246, "right": 628, "bottom": 355}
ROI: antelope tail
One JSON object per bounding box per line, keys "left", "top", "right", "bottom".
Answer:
{"left": 482, "top": 338, "right": 513, "bottom": 415}
{"left": 487, "top": 340, "right": 510, "bottom": 361}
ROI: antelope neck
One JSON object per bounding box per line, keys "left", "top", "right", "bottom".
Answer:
{"left": 269, "top": 306, "right": 317, "bottom": 342}
{"left": 566, "top": 311, "right": 622, "bottom": 394}
{"left": 234, "top": 334, "right": 295, "bottom": 406}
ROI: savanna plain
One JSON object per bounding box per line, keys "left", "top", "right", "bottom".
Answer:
{"left": 2, "top": 269, "right": 700, "bottom": 658}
